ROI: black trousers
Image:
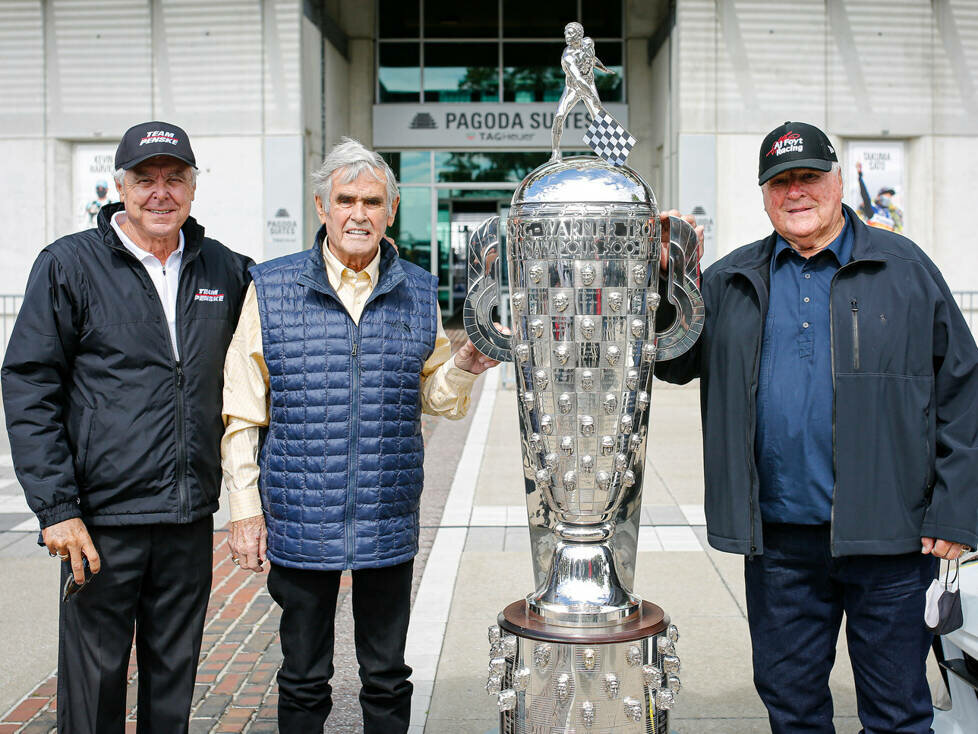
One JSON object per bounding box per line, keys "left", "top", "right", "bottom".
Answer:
{"left": 267, "top": 559, "right": 414, "bottom": 734}
{"left": 57, "top": 516, "right": 213, "bottom": 734}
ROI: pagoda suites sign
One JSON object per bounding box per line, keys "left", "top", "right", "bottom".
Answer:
{"left": 373, "top": 103, "right": 628, "bottom": 148}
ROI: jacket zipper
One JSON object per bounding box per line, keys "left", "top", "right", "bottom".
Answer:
{"left": 128, "top": 255, "right": 190, "bottom": 521}
{"left": 747, "top": 325, "right": 761, "bottom": 556}
{"left": 829, "top": 263, "right": 858, "bottom": 555}
{"left": 344, "top": 323, "right": 362, "bottom": 567}
{"left": 174, "top": 362, "right": 188, "bottom": 521}
{"left": 850, "top": 299, "right": 860, "bottom": 371}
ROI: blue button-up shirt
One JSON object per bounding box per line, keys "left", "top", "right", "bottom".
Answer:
{"left": 756, "top": 211, "right": 853, "bottom": 524}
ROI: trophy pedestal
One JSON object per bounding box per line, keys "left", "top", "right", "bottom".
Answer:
{"left": 491, "top": 601, "right": 674, "bottom": 733}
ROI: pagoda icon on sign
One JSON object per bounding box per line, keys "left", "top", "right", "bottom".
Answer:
{"left": 409, "top": 113, "right": 437, "bottom": 130}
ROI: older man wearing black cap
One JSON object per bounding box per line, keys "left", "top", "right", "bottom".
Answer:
{"left": 655, "top": 121, "right": 978, "bottom": 732}
{"left": 1, "top": 121, "right": 252, "bottom": 733}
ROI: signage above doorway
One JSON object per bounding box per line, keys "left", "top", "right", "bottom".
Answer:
{"left": 373, "top": 103, "right": 629, "bottom": 149}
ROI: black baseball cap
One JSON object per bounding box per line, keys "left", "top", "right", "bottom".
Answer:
{"left": 115, "top": 121, "right": 196, "bottom": 170}
{"left": 758, "top": 121, "right": 837, "bottom": 185}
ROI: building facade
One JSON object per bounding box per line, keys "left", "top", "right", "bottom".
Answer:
{"left": 1, "top": 0, "right": 976, "bottom": 315}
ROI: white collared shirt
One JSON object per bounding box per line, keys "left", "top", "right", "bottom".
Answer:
{"left": 111, "top": 211, "right": 185, "bottom": 359}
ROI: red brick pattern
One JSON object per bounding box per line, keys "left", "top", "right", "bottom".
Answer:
{"left": 0, "top": 533, "right": 289, "bottom": 733}
{"left": 0, "top": 327, "right": 466, "bottom": 733}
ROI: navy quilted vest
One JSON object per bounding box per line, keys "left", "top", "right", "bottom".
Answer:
{"left": 250, "top": 234, "right": 438, "bottom": 570}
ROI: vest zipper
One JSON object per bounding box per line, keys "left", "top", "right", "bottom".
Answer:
{"left": 850, "top": 299, "right": 860, "bottom": 370}
{"left": 345, "top": 324, "right": 361, "bottom": 567}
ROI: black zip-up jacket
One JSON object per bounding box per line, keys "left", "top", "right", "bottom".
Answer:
{"left": 656, "top": 205, "right": 978, "bottom": 557}
{"left": 1, "top": 203, "right": 253, "bottom": 529}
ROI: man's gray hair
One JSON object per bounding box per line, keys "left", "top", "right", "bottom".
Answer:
{"left": 113, "top": 165, "right": 198, "bottom": 187}
{"left": 312, "top": 137, "right": 399, "bottom": 216}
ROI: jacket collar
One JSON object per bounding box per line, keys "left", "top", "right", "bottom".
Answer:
{"left": 296, "top": 225, "right": 406, "bottom": 304}
{"left": 97, "top": 201, "right": 205, "bottom": 266}
{"left": 736, "top": 203, "right": 885, "bottom": 278}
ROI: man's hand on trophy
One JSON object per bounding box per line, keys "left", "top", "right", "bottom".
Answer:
{"left": 658, "top": 210, "right": 704, "bottom": 273}
{"left": 454, "top": 324, "right": 511, "bottom": 375}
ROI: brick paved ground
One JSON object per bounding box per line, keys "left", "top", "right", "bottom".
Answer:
{"left": 0, "top": 327, "right": 472, "bottom": 734}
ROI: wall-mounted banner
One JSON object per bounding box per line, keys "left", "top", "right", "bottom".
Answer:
{"left": 678, "top": 134, "right": 717, "bottom": 268}
{"left": 263, "top": 135, "right": 304, "bottom": 260}
{"left": 373, "top": 103, "right": 629, "bottom": 149}
{"left": 73, "top": 144, "right": 118, "bottom": 231}
{"left": 846, "top": 140, "right": 906, "bottom": 233}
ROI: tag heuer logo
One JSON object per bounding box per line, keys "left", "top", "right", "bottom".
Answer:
{"left": 409, "top": 113, "right": 437, "bottom": 130}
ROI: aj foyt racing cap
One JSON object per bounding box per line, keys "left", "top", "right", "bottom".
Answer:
{"left": 758, "top": 121, "right": 837, "bottom": 185}
{"left": 115, "top": 121, "right": 196, "bottom": 170}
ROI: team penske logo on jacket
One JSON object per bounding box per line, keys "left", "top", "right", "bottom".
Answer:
{"left": 194, "top": 288, "right": 225, "bottom": 302}
{"left": 766, "top": 132, "right": 803, "bottom": 157}
{"left": 140, "top": 130, "right": 179, "bottom": 146}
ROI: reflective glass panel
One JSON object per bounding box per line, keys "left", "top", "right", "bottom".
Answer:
{"left": 381, "top": 152, "right": 432, "bottom": 184}
{"left": 582, "top": 3, "right": 623, "bottom": 38}
{"left": 378, "top": 0, "right": 420, "bottom": 38}
{"left": 379, "top": 43, "right": 421, "bottom": 102}
{"left": 425, "top": 0, "right": 498, "bottom": 38}
{"left": 424, "top": 43, "right": 499, "bottom": 102}
{"left": 593, "top": 42, "right": 623, "bottom": 102}
{"left": 435, "top": 151, "right": 586, "bottom": 183}
{"left": 390, "top": 187, "right": 431, "bottom": 272}
{"left": 503, "top": 43, "right": 564, "bottom": 102}
{"left": 502, "top": 0, "right": 576, "bottom": 38}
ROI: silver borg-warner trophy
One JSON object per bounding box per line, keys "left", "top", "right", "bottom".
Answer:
{"left": 463, "top": 22, "right": 705, "bottom": 733}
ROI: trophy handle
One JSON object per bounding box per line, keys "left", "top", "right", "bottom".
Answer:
{"left": 463, "top": 216, "right": 513, "bottom": 362}
{"left": 655, "top": 216, "right": 705, "bottom": 360}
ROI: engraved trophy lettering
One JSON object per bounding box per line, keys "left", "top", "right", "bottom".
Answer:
{"left": 464, "top": 22, "right": 705, "bottom": 733}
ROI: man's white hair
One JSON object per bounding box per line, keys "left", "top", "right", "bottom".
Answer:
{"left": 113, "top": 164, "right": 198, "bottom": 187}
{"left": 311, "top": 137, "right": 399, "bottom": 217}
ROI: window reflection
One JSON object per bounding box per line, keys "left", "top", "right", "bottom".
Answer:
{"left": 425, "top": 0, "right": 498, "bottom": 38}
{"left": 502, "top": 0, "right": 576, "bottom": 38}
{"left": 424, "top": 43, "right": 499, "bottom": 102}
{"left": 591, "top": 43, "right": 623, "bottom": 103}
{"left": 503, "top": 43, "right": 564, "bottom": 102}
{"left": 381, "top": 152, "right": 431, "bottom": 184}
{"left": 388, "top": 187, "right": 431, "bottom": 272}
{"left": 379, "top": 43, "right": 420, "bottom": 102}
{"left": 434, "top": 151, "right": 587, "bottom": 183}
{"left": 378, "top": 0, "right": 420, "bottom": 38}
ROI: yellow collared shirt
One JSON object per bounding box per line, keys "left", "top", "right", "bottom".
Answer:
{"left": 220, "top": 241, "right": 478, "bottom": 521}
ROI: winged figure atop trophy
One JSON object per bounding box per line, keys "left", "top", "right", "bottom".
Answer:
{"left": 551, "top": 22, "right": 637, "bottom": 166}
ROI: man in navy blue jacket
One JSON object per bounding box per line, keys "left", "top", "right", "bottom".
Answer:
{"left": 656, "top": 121, "right": 978, "bottom": 733}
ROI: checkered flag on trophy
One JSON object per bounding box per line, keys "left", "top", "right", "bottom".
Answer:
{"left": 583, "top": 109, "right": 637, "bottom": 166}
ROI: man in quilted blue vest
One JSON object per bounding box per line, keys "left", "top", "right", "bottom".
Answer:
{"left": 219, "top": 138, "right": 500, "bottom": 733}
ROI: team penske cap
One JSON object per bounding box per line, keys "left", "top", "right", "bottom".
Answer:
{"left": 758, "top": 121, "right": 837, "bottom": 185}
{"left": 115, "top": 121, "right": 196, "bottom": 170}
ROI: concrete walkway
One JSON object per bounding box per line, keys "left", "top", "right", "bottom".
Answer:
{"left": 0, "top": 370, "right": 945, "bottom": 732}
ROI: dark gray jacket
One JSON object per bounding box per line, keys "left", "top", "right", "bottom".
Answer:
{"left": 656, "top": 205, "right": 978, "bottom": 557}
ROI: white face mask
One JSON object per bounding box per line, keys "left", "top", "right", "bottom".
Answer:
{"left": 925, "top": 559, "right": 963, "bottom": 634}
{"left": 878, "top": 195, "right": 892, "bottom": 208}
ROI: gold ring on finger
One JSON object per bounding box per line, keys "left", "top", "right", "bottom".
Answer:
{"left": 58, "top": 553, "right": 69, "bottom": 561}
